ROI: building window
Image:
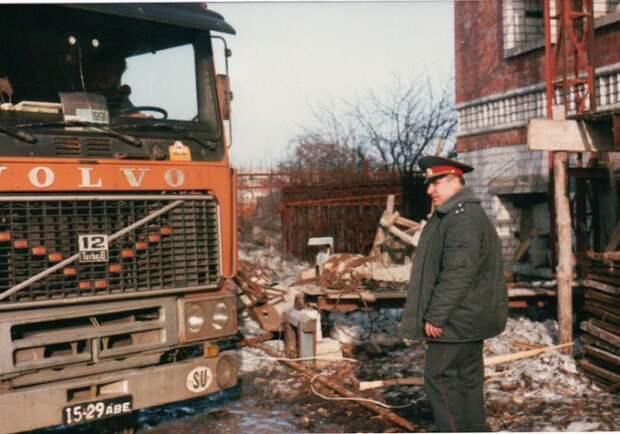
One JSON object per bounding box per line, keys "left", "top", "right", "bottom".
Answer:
{"left": 502, "top": 0, "right": 545, "bottom": 53}
{"left": 503, "top": 0, "right": 620, "bottom": 56}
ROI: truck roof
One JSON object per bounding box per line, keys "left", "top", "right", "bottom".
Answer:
{"left": 70, "top": 3, "right": 235, "bottom": 35}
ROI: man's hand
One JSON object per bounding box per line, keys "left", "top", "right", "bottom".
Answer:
{"left": 424, "top": 322, "right": 444, "bottom": 338}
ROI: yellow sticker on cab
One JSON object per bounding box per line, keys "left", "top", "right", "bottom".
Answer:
{"left": 169, "top": 141, "right": 192, "bottom": 161}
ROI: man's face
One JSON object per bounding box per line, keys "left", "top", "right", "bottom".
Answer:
{"left": 426, "top": 175, "right": 463, "bottom": 207}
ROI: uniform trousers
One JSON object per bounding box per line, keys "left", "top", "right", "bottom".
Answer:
{"left": 424, "top": 340, "right": 486, "bottom": 432}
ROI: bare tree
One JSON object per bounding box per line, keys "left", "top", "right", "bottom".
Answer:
{"left": 279, "top": 101, "right": 368, "bottom": 172}
{"left": 351, "top": 77, "right": 457, "bottom": 175}
{"left": 281, "top": 75, "right": 456, "bottom": 175}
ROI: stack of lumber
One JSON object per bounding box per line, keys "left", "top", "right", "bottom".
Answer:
{"left": 580, "top": 251, "right": 620, "bottom": 391}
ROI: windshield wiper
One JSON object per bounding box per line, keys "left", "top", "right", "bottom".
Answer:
{"left": 119, "top": 123, "right": 216, "bottom": 151}
{"left": 0, "top": 123, "right": 37, "bottom": 144}
{"left": 17, "top": 121, "right": 143, "bottom": 148}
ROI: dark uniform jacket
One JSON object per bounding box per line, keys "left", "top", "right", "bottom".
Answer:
{"left": 399, "top": 187, "right": 508, "bottom": 342}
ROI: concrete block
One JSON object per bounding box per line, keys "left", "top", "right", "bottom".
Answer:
{"left": 315, "top": 350, "right": 343, "bottom": 368}
{"left": 316, "top": 338, "right": 341, "bottom": 355}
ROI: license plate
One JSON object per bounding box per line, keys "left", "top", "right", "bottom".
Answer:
{"left": 63, "top": 396, "right": 133, "bottom": 426}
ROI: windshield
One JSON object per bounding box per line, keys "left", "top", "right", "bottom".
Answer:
{"left": 1, "top": 42, "right": 203, "bottom": 123}
{"left": 124, "top": 45, "right": 198, "bottom": 121}
{"left": 0, "top": 5, "right": 222, "bottom": 134}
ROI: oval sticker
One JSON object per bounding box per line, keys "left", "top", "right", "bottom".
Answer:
{"left": 186, "top": 366, "right": 213, "bottom": 393}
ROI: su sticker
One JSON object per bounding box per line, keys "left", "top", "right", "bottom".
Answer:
{"left": 169, "top": 141, "right": 192, "bottom": 161}
{"left": 186, "top": 366, "right": 213, "bottom": 393}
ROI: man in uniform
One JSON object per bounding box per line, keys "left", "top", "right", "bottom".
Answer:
{"left": 399, "top": 155, "right": 508, "bottom": 432}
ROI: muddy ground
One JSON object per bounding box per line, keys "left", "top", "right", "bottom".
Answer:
{"left": 136, "top": 341, "right": 620, "bottom": 433}
{"left": 43, "top": 326, "right": 620, "bottom": 434}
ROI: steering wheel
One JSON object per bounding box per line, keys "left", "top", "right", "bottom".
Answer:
{"left": 119, "top": 106, "right": 168, "bottom": 119}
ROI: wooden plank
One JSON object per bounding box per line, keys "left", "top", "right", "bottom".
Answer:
{"left": 581, "top": 334, "right": 620, "bottom": 356}
{"left": 325, "top": 291, "right": 407, "bottom": 301}
{"left": 359, "top": 344, "right": 573, "bottom": 391}
{"left": 359, "top": 378, "right": 424, "bottom": 391}
{"left": 576, "top": 179, "right": 588, "bottom": 278}
{"left": 583, "top": 302, "right": 620, "bottom": 326}
{"left": 592, "top": 318, "right": 620, "bottom": 336}
{"left": 379, "top": 211, "right": 400, "bottom": 229}
{"left": 527, "top": 119, "right": 614, "bottom": 151}
{"left": 584, "top": 278, "right": 620, "bottom": 296}
{"left": 484, "top": 343, "right": 573, "bottom": 366}
{"left": 554, "top": 151, "right": 573, "bottom": 350}
{"left": 582, "top": 320, "right": 620, "bottom": 348}
{"left": 585, "top": 289, "right": 620, "bottom": 306}
{"left": 590, "top": 274, "right": 620, "bottom": 289}
{"left": 513, "top": 226, "right": 538, "bottom": 262}
{"left": 394, "top": 216, "right": 421, "bottom": 230}
{"left": 508, "top": 288, "right": 556, "bottom": 297}
{"left": 579, "top": 359, "right": 620, "bottom": 384}
{"left": 583, "top": 345, "right": 620, "bottom": 368}
{"left": 386, "top": 194, "right": 395, "bottom": 215}
{"left": 385, "top": 224, "right": 415, "bottom": 246}
{"left": 586, "top": 264, "right": 620, "bottom": 277}
{"left": 587, "top": 250, "right": 620, "bottom": 262}
{"left": 584, "top": 299, "right": 620, "bottom": 316}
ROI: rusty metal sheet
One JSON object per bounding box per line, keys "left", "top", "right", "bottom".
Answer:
{"left": 251, "top": 304, "right": 282, "bottom": 333}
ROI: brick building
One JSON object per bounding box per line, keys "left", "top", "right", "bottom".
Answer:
{"left": 454, "top": 0, "right": 620, "bottom": 274}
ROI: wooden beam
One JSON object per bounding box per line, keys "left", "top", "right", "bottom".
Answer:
{"left": 583, "top": 345, "right": 620, "bottom": 368}
{"left": 587, "top": 250, "right": 620, "bottom": 262}
{"left": 582, "top": 320, "right": 620, "bottom": 347}
{"left": 359, "top": 378, "right": 424, "bottom": 391}
{"left": 579, "top": 359, "right": 620, "bottom": 385}
{"left": 528, "top": 119, "right": 614, "bottom": 151}
{"left": 513, "top": 226, "right": 538, "bottom": 262}
{"left": 359, "top": 343, "right": 573, "bottom": 391}
{"left": 483, "top": 342, "right": 573, "bottom": 366}
{"left": 386, "top": 194, "right": 395, "bottom": 214}
{"left": 394, "top": 216, "right": 420, "bottom": 230}
{"left": 554, "top": 152, "right": 573, "bottom": 352}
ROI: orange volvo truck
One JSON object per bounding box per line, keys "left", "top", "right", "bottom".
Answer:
{"left": 0, "top": 4, "right": 238, "bottom": 433}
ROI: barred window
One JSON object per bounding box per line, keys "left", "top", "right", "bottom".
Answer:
{"left": 502, "top": 0, "right": 545, "bottom": 53}
{"left": 502, "top": 0, "right": 620, "bottom": 56}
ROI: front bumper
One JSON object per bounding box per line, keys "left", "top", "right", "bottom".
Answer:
{"left": 0, "top": 351, "right": 237, "bottom": 434}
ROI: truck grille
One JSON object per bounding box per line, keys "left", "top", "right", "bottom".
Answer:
{"left": 0, "top": 194, "right": 220, "bottom": 303}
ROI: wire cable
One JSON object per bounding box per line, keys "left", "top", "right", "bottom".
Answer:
{"left": 242, "top": 354, "right": 359, "bottom": 364}
{"left": 310, "top": 373, "right": 413, "bottom": 409}
{"left": 241, "top": 351, "right": 412, "bottom": 409}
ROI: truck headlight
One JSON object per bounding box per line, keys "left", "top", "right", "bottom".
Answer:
{"left": 216, "top": 354, "right": 237, "bottom": 389}
{"left": 179, "top": 294, "right": 237, "bottom": 343}
{"left": 186, "top": 304, "right": 206, "bottom": 333}
{"left": 212, "top": 301, "right": 230, "bottom": 331}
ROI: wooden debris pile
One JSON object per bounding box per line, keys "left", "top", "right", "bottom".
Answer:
{"left": 580, "top": 250, "right": 620, "bottom": 391}
{"left": 234, "top": 259, "right": 288, "bottom": 332}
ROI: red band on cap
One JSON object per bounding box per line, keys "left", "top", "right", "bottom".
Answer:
{"left": 427, "top": 166, "right": 464, "bottom": 177}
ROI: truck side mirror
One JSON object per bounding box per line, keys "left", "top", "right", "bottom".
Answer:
{"left": 216, "top": 74, "right": 232, "bottom": 121}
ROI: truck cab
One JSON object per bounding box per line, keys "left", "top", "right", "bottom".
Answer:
{"left": 0, "top": 4, "right": 238, "bottom": 433}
